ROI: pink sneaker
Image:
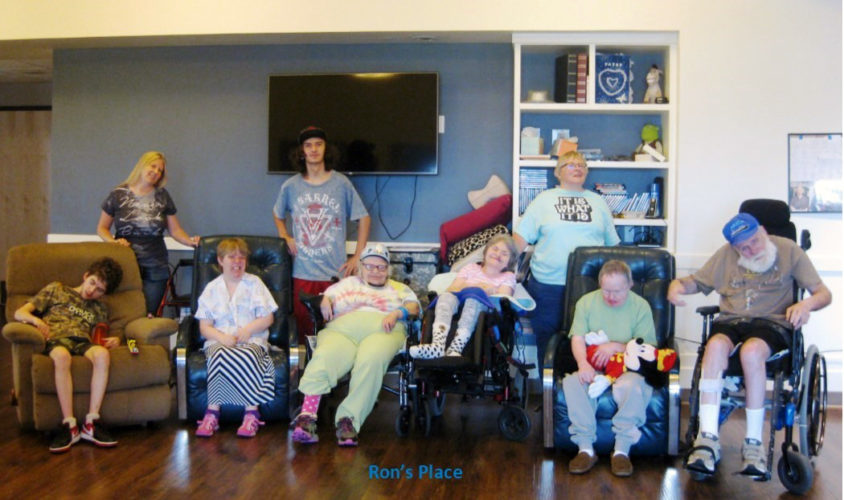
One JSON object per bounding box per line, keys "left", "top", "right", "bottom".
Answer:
{"left": 195, "top": 411, "right": 219, "bottom": 437}
{"left": 236, "top": 412, "right": 265, "bottom": 438}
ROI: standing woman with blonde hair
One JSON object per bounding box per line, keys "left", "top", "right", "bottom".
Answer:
{"left": 97, "top": 151, "right": 199, "bottom": 315}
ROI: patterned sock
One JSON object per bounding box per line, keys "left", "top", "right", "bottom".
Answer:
{"left": 302, "top": 394, "right": 321, "bottom": 416}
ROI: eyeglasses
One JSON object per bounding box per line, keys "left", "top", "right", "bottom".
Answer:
{"left": 561, "top": 163, "right": 587, "bottom": 170}
{"left": 362, "top": 263, "right": 388, "bottom": 272}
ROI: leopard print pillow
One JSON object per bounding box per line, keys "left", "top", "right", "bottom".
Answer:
{"left": 446, "top": 224, "right": 509, "bottom": 266}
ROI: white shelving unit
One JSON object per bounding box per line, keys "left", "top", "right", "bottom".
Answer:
{"left": 512, "top": 32, "right": 678, "bottom": 252}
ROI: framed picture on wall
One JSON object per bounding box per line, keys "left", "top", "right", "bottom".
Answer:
{"left": 788, "top": 133, "right": 842, "bottom": 213}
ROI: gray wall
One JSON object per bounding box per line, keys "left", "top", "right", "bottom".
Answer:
{"left": 51, "top": 44, "right": 513, "bottom": 243}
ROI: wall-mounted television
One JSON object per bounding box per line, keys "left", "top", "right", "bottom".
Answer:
{"left": 268, "top": 72, "right": 439, "bottom": 175}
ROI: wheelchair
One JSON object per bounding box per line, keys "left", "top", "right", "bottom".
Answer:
{"left": 397, "top": 291, "right": 535, "bottom": 441}
{"left": 295, "top": 291, "right": 418, "bottom": 426}
{"left": 684, "top": 199, "right": 828, "bottom": 495}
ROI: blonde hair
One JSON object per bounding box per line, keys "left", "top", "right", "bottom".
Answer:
{"left": 216, "top": 237, "right": 250, "bottom": 260}
{"left": 598, "top": 259, "right": 632, "bottom": 286}
{"left": 483, "top": 234, "right": 518, "bottom": 271}
{"left": 122, "top": 151, "right": 168, "bottom": 189}
{"left": 554, "top": 150, "right": 587, "bottom": 177}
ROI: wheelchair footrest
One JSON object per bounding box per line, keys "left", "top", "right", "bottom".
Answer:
{"left": 414, "top": 356, "right": 477, "bottom": 371}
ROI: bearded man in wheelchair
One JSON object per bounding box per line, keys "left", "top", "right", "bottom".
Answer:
{"left": 667, "top": 213, "right": 831, "bottom": 477}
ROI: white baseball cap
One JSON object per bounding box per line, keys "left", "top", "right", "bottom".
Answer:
{"left": 360, "top": 244, "right": 389, "bottom": 263}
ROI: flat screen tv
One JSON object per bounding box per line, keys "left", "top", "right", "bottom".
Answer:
{"left": 268, "top": 72, "right": 439, "bottom": 175}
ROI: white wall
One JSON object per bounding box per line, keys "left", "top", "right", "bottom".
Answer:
{"left": 4, "top": 0, "right": 841, "bottom": 389}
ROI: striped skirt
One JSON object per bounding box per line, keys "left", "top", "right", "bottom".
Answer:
{"left": 205, "top": 342, "right": 275, "bottom": 407}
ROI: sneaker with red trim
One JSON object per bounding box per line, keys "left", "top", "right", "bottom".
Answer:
{"left": 195, "top": 411, "right": 220, "bottom": 438}
{"left": 81, "top": 419, "right": 117, "bottom": 447}
{"left": 49, "top": 422, "right": 80, "bottom": 453}
{"left": 236, "top": 412, "right": 265, "bottom": 438}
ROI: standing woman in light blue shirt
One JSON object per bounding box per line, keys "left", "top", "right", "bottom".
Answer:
{"left": 514, "top": 151, "right": 620, "bottom": 367}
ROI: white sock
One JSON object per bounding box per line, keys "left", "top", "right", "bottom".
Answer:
{"left": 578, "top": 445, "right": 594, "bottom": 456}
{"left": 613, "top": 450, "right": 628, "bottom": 457}
{"left": 745, "top": 408, "right": 765, "bottom": 442}
{"left": 62, "top": 416, "right": 77, "bottom": 429}
{"left": 699, "top": 404, "right": 720, "bottom": 438}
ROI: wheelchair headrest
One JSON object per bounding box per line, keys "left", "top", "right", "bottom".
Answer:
{"left": 739, "top": 199, "right": 796, "bottom": 242}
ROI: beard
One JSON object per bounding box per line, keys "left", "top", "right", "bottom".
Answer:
{"left": 737, "top": 237, "right": 778, "bottom": 273}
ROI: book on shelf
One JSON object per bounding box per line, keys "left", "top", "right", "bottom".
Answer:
{"left": 575, "top": 52, "right": 588, "bottom": 103}
{"left": 553, "top": 55, "right": 568, "bottom": 103}
{"left": 566, "top": 54, "right": 578, "bottom": 103}
{"left": 595, "top": 53, "right": 633, "bottom": 104}
{"left": 519, "top": 169, "right": 549, "bottom": 213}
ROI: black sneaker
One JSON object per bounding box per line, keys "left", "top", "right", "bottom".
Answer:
{"left": 49, "top": 422, "right": 80, "bottom": 453}
{"left": 81, "top": 419, "right": 118, "bottom": 447}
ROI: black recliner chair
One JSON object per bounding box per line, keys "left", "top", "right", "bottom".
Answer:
{"left": 175, "top": 235, "right": 297, "bottom": 422}
{"left": 543, "top": 246, "right": 681, "bottom": 455}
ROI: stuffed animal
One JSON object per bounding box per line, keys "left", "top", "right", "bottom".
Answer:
{"left": 584, "top": 330, "right": 677, "bottom": 398}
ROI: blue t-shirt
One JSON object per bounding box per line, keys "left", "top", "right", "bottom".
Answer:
{"left": 101, "top": 186, "right": 177, "bottom": 269}
{"left": 273, "top": 172, "right": 368, "bottom": 281}
{"left": 516, "top": 188, "right": 619, "bottom": 285}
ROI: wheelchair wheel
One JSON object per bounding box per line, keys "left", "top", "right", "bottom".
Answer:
{"left": 498, "top": 405, "right": 531, "bottom": 441}
{"left": 395, "top": 408, "right": 412, "bottom": 437}
{"left": 777, "top": 450, "right": 814, "bottom": 496}
{"left": 685, "top": 353, "right": 704, "bottom": 447}
{"left": 806, "top": 352, "right": 828, "bottom": 456}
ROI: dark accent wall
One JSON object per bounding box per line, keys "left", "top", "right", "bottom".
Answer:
{"left": 51, "top": 44, "right": 513, "bottom": 243}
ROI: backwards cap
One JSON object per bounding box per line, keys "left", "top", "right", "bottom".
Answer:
{"left": 298, "top": 126, "right": 327, "bottom": 145}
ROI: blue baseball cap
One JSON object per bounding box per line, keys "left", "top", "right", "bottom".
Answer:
{"left": 722, "top": 213, "right": 760, "bottom": 245}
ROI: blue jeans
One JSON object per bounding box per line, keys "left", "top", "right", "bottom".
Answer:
{"left": 524, "top": 277, "right": 565, "bottom": 368}
{"left": 141, "top": 265, "right": 170, "bottom": 315}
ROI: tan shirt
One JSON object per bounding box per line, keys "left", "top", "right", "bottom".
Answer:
{"left": 692, "top": 236, "right": 822, "bottom": 327}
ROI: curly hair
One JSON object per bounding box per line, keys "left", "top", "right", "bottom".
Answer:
{"left": 86, "top": 257, "right": 123, "bottom": 295}
{"left": 287, "top": 142, "right": 341, "bottom": 173}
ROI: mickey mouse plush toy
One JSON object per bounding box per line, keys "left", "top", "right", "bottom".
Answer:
{"left": 584, "top": 330, "right": 677, "bottom": 398}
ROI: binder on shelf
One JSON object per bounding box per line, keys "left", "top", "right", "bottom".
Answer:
{"left": 575, "top": 52, "right": 588, "bottom": 103}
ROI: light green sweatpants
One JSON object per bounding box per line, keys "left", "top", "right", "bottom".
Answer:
{"left": 298, "top": 310, "right": 406, "bottom": 431}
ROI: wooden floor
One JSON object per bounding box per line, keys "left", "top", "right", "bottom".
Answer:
{"left": 1, "top": 340, "right": 840, "bottom": 499}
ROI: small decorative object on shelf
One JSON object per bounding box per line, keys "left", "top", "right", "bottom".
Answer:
{"left": 596, "top": 53, "right": 633, "bottom": 103}
{"left": 643, "top": 64, "right": 664, "bottom": 104}
{"left": 634, "top": 124, "right": 665, "bottom": 162}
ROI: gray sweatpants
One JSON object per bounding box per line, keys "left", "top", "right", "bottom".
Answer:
{"left": 562, "top": 371, "right": 653, "bottom": 455}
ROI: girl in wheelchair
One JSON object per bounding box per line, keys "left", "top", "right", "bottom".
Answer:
{"left": 193, "top": 238, "right": 279, "bottom": 438}
{"left": 409, "top": 234, "right": 517, "bottom": 359}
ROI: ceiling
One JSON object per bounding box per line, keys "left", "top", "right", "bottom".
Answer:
{"left": 0, "top": 31, "right": 513, "bottom": 84}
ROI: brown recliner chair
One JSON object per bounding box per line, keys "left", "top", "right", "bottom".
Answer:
{"left": 2, "top": 242, "right": 178, "bottom": 430}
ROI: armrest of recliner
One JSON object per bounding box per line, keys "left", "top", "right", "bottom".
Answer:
{"left": 1, "top": 322, "right": 47, "bottom": 350}
{"left": 125, "top": 317, "right": 179, "bottom": 344}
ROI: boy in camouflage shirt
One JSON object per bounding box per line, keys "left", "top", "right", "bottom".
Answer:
{"left": 14, "top": 257, "right": 123, "bottom": 453}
